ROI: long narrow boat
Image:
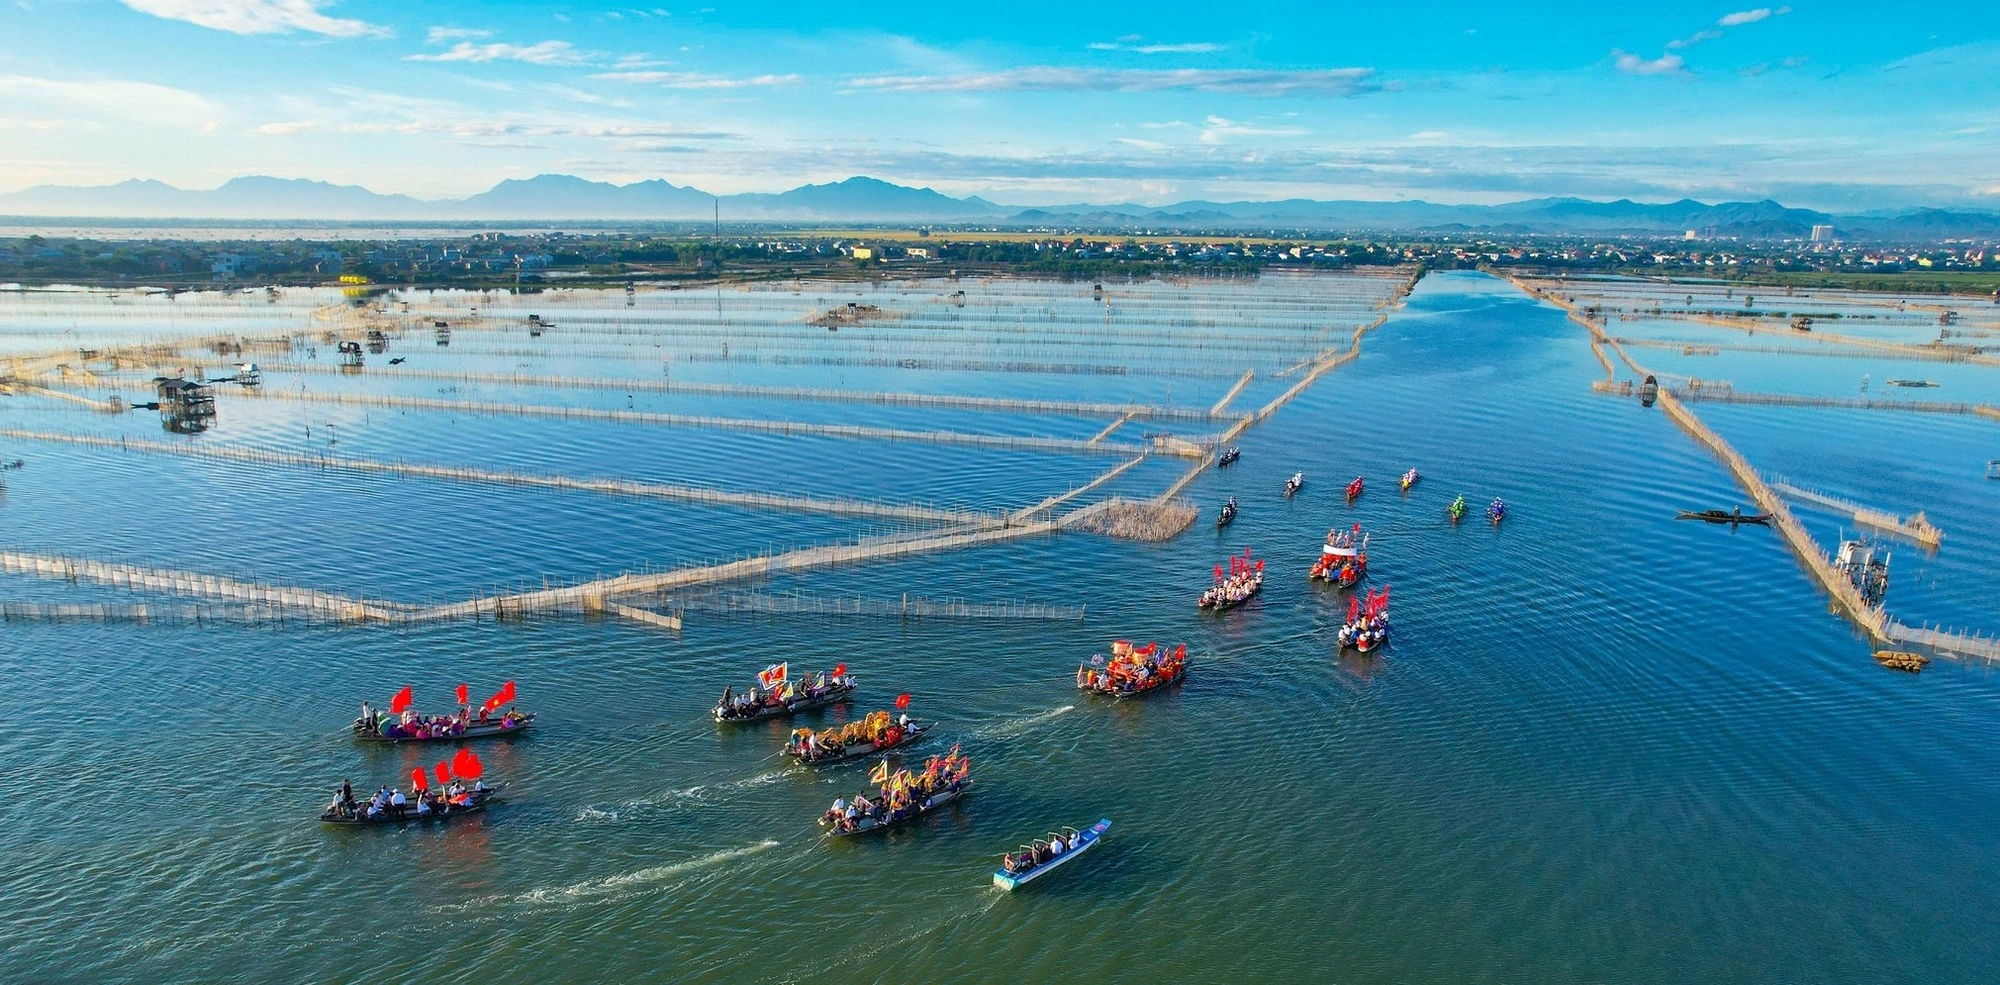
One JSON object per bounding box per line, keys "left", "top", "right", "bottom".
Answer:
{"left": 791, "top": 721, "right": 934, "bottom": 765}
{"left": 820, "top": 782, "right": 973, "bottom": 837}
{"left": 352, "top": 713, "right": 536, "bottom": 744}
{"left": 1346, "top": 476, "right": 1364, "bottom": 501}
{"left": 994, "top": 819, "right": 1111, "bottom": 891}
{"left": 320, "top": 785, "right": 504, "bottom": 826}
{"left": 715, "top": 681, "right": 857, "bottom": 724}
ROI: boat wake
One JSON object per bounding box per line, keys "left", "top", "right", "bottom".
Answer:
{"left": 432, "top": 840, "right": 782, "bottom": 913}
{"left": 574, "top": 769, "right": 791, "bottom": 822}
{"left": 974, "top": 704, "right": 1075, "bottom": 741}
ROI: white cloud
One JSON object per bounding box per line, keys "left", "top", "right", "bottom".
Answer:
{"left": 1667, "top": 29, "right": 1722, "bottom": 50}
{"left": 1718, "top": 6, "right": 1789, "bottom": 27}
{"left": 116, "top": 0, "right": 387, "bottom": 38}
{"left": 1409, "top": 130, "right": 1448, "bottom": 140}
{"left": 409, "top": 41, "right": 591, "bottom": 66}
{"left": 1611, "top": 49, "right": 1688, "bottom": 76}
{"left": 1089, "top": 40, "right": 1227, "bottom": 54}
{"left": 590, "top": 71, "right": 802, "bottom": 89}
{"left": 425, "top": 26, "right": 492, "bottom": 43}
{"left": 0, "top": 74, "right": 221, "bottom": 128}
{"left": 1198, "top": 115, "right": 1308, "bottom": 143}
{"left": 255, "top": 120, "right": 320, "bottom": 135}
{"left": 845, "top": 67, "right": 1378, "bottom": 97}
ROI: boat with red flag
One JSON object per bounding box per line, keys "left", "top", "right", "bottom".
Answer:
{"left": 1309, "top": 524, "right": 1368, "bottom": 588}
{"left": 715, "top": 663, "right": 856, "bottom": 723}
{"left": 1337, "top": 586, "right": 1391, "bottom": 653}
{"left": 321, "top": 748, "right": 503, "bottom": 825}
{"left": 1199, "top": 549, "right": 1263, "bottom": 611}
{"left": 353, "top": 681, "right": 533, "bottom": 743}
{"left": 820, "top": 747, "right": 973, "bottom": 836}
{"left": 789, "top": 698, "right": 932, "bottom": 765}
{"left": 1346, "top": 476, "right": 1364, "bottom": 501}
{"left": 1077, "top": 641, "right": 1187, "bottom": 698}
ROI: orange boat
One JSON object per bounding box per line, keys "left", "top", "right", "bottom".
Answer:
{"left": 1077, "top": 641, "right": 1188, "bottom": 699}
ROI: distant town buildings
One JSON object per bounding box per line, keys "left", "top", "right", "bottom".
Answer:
{"left": 1811, "top": 224, "right": 1836, "bottom": 243}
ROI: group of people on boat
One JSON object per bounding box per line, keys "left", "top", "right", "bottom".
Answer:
{"left": 324, "top": 776, "right": 490, "bottom": 821}
{"left": 1216, "top": 496, "right": 1238, "bottom": 526}
{"left": 1199, "top": 552, "right": 1264, "bottom": 609}
{"left": 1309, "top": 524, "right": 1368, "bottom": 586}
{"left": 821, "top": 747, "right": 972, "bottom": 833}
{"left": 354, "top": 702, "right": 522, "bottom": 740}
{"left": 1285, "top": 472, "right": 1306, "bottom": 496}
{"left": 1338, "top": 586, "right": 1392, "bottom": 652}
{"left": 1077, "top": 640, "right": 1187, "bottom": 696}
{"left": 715, "top": 665, "right": 853, "bottom": 721}
{"left": 1000, "top": 827, "right": 1083, "bottom": 876}
{"left": 1401, "top": 468, "right": 1420, "bottom": 490}
{"left": 1488, "top": 498, "right": 1507, "bottom": 524}
{"left": 789, "top": 710, "right": 919, "bottom": 761}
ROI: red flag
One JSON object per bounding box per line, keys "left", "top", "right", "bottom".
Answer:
{"left": 896, "top": 693, "right": 911, "bottom": 709}
{"left": 411, "top": 767, "right": 428, "bottom": 792}
{"left": 434, "top": 762, "right": 451, "bottom": 787}
{"left": 452, "top": 748, "right": 484, "bottom": 780}
{"left": 1255, "top": 559, "right": 1264, "bottom": 571}
{"left": 1353, "top": 523, "right": 1360, "bottom": 532}
{"left": 1348, "top": 595, "right": 1360, "bottom": 622}
{"left": 455, "top": 684, "right": 469, "bottom": 705}
{"left": 1213, "top": 564, "right": 1223, "bottom": 582}
{"left": 482, "top": 680, "right": 516, "bottom": 713}
{"left": 1243, "top": 546, "right": 1252, "bottom": 558}
{"left": 389, "top": 686, "right": 413, "bottom": 715}
{"left": 833, "top": 662, "right": 846, "bottom": 677}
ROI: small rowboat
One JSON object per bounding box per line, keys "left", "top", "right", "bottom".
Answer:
{"left": 1449, "top": 496, "right": 1466, "bottom": 524}
{"left": 1216, "top": 498, "right": 1238, "bottom": 527}
{"left": 1217, "top": 447, "right": 1241, "bottom": 466}
{"left": 321, "top": 785, "right": 504, "bottom": 826}
{"left": 994, "top": 819, "right": 1111, "bottom": 891}
{"left": 352, "top": 714, "right": 535, "bottom": 744}
{"left": 715, "top": 681, "right": 857, "bottom": 724}
{"left": 821, "top": 782, "right": 973, "bottom": 837}
{"left": 1488, "top": 498, "right": 1507, "bottom": 524}
{"left": 792, "top": 721, "right": 934, "bottom": 765}
{"left": 1676, "top": 508, "right": 1771, "bottom": 526}
{"left": 1346, "top": 476, "right": 1364, "bottom": 501}
{"left": 1401, "top": 468, "right": 1419, "bottom": 491}
{"left": 1284, "top": 472, "right": 1305, "bottom": 497}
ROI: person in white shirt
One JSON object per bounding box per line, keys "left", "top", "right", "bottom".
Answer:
{"left": 389, "top": 789, "right": 406, "bottom": 808}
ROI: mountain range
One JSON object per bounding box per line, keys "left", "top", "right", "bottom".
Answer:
{"left": 3, "top": 174, "right": 1996, "bottom": 240}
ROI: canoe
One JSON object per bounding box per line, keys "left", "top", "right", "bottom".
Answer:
{"left": 715, "top": 682, "right": 857, "bottom": 724}
{"left": 994, "top": 819, "right": 1111, "bottom": 891}
{"left": 820, "top": 782, "right": 973, "bottom": 837}
{"left": 352, "top": 714, "right": 535, "bottom": 743}
{"left": 793, "top": 721, "right": 934, "bottom": 765}
{"left": 320, "top": 785, "right": 504, "bottom": 826}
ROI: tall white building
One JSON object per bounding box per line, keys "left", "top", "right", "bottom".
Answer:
{"left": 1810, "top": 224, "right": 1835, "bottom": 243}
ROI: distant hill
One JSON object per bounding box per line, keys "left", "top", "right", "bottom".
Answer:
{"left": 2, "top": 173, "right": 1997, "bottom": 239}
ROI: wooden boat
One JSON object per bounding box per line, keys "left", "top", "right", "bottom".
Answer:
{"left": 1198, "top": 572, "right": 1262, "bottom": 611}
{"left": 321, "top": 785, "right": 503, "bottom": 826}
{"left": 1346, "top": 476, "right": 1364, "bottom": 501}
{"left": 821, "top": 782, "right": 973, "bottom": 837}
{"left": 1217, "top": 447, "right": 1240, "bottom": 467}
{"left": 1400, "top": 468, "right": 1419, "bottom": 491}
{"left": 1078, "top": 642, "right": 1187, "bottom": 699}
{"left": 1488, "top": 498, "right": 1507, "bottom": 524}
{"left": 1886, "top": 379, "right": 1939, "bottom": 388}
{"left": 1873, "top": 650, "right": 1930, "bottom": 673}
{"left": 1310, "top": 529, "right": 1366, "bottom": 587}
{"left": 1676, "top": 508, "right": 1771, "bottom": 526}
{"left": 1449, "top": 495, "right": 1466, "bottom": 524}
{"left": 352, "top": 713, "right": 535, "bottom": 743}
{"left": 1216, "top": 498, "right": 1238, "bottom": 527}
{"left": 994, "top": 819, "right": 1111, "bottom": 891}
{"left": 715, "top": 681, "right": 857, "bottom": 724}
{"left": 791, "top": 721, "right": 934, "bottom": 765}
{"left": 1284, "top": 472, "right": 1305, "bottom": 497}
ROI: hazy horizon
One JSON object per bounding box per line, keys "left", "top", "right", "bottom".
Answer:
{"left": 2, "top": 2, "right": 1998, "bottom": 212}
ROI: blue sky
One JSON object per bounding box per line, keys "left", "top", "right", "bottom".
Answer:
{"left": 1, "top": 1, "right": 1997, "bottom": 209}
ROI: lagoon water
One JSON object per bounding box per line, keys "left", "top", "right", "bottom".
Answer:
{"left": 3, "top": 271, "right": 1998, "bottom": 983}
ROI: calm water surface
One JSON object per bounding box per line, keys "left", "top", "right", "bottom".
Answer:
{"left": 3, "top": 272, "right": 1997, "bottom": 983}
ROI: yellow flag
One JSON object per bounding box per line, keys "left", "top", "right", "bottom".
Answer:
{"left": 869, "top": 759, "right": 890, "bottom": 785}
